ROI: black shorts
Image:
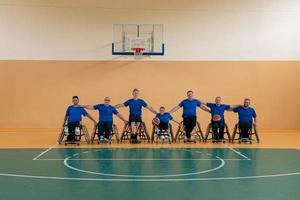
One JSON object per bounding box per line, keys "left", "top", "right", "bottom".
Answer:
{"left": 158, "top": 122, "right": 169, "bottom": 131}
{"left": 129, "top": 115, "right": 142, "bottom": 123}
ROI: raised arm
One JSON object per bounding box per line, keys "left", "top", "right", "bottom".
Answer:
{"left": 146, "top": 106, "right": 157, "bottom": 114}
{"left": 171, "top": 119, "right": 180, "bottom": 124}
{"left": 116, "top": 113, "right": 128, "bottom": 123}
{"left": 86, "top": 114, "right": 97, "bottom": 125}
{"left": 200, "top": 104, "right": 211, "bottom": 113}
{"left": 228, "top": 104, "right": 241, "bottom": 111}
{"left": 115, "top": 103, "right": 125, "bottom": 109}
{"left": 169, "top": 105, "right": 180, "bottom": 114}
{"left": 199, "top": 99, "right": 207, "bottom": 105}
{"left": 81, "top": 105, "right": 95, "bottom": 110}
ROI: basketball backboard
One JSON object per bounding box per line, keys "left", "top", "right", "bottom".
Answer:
{"left": 112, "top": 24, "right": 164, "bottom": 56}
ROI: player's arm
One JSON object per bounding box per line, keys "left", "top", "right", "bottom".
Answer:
{"left": 116, "top": 113, "right": 128, "bottom": 123}
{"left": 169, "top": 105, "right": 180, "bottom": 113}
{"left": 200, "top": 104, "right": 211, "bottom": 113}
{"left": 81, "top": 105, "right": 95, "bottom": 110}
{"left": 171, "top": 119, "right": 180, "bottom": 124}
{"left": 115, "top": 103, "right": 125, "bottom": 109}
{"left": 253, "top": 117, "right": 258, "bottom": 127}
{"left": 228, "top": 105, "right": 241, "bottom": 111}
{"left": 62, "top": 113, "right": 68, "bottom": 127}
{"left": 253, "top": 109, "right": 258, "bottom": 127}
{"left": 146, "top": 106, "right": 158, "bottom": 114}
{"left": 86, "top": 114, "right": 97, "bottom": 125}
{"left": 199, "top": 99, "right": 207, "bottom": 105}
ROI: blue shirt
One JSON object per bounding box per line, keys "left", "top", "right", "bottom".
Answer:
{"left": 179, "top": 99, "right": 201, "bottom": 117}
{"left": 93, "top": 104, "right": 118, "bottom": 122}
{"left": 233, "top": 106, "right": 257, "bottom": 124}
{"left": 156, "top": 113, "right": 173, "bottom": 124}
{"left": 206, "top": 103, "right": 231, "bottom": 120}
{"left": 66, "top": 106, "right": 88, "bottom": 123}
{"left": 123, "top": 98, "right": 148, "bottom": 117}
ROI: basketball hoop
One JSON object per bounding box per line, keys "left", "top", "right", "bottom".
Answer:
{"left": 132, "top": 47, "right": 145, "bottom": 59}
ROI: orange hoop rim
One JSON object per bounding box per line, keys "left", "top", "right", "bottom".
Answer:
{"left": 131, "top": 48, "right": 145, "bottom": 53}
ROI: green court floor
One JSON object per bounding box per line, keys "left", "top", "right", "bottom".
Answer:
{"left": 0, "top": 147, "right": 299, "bottom": 200}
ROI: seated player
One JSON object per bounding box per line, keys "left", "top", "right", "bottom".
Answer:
{"left": 82, "top": 97, "right": 127, "bottom": 142}
{"left": 233, "top": 98, "right": 257, "bottom": 141}
{"left": 202, "top": 96, "right": 238, "bottom": 141}
{"left": 169, "top": 90, "right": 210, "bottom": 142}
{"left": 115, "top": 88, "right": 157, "bottom": 142}
{"left": 62, "top": 96, "right": 97, "bottom": 142}
{"left": 155, "top": 106, "right": 179, "bottom": 132}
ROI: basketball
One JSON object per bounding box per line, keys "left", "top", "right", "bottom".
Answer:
{"left": 212, "top": 114, "right": 221, "bottom": 122}
{"left": 152, "top": 117, "right": 160, "bottom": 126}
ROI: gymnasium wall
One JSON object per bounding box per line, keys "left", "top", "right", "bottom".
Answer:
{"left": 0, "top": 1, "right": 299, "bottom": 129}
{"left": 0, "top": 0, "right": 300, "bottom": 60}
{"left": 0, "top": 61, "right": 299, "bottom": 129}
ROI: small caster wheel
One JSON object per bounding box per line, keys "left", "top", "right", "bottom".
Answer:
{"left": 65, "top": 143, "right": 67, "bottom": 146}
{"left": 223, "top": 140, "right": 226, "bottom": 144}
{"left": 238, "top": 140, "right": 241, "bottom": 144}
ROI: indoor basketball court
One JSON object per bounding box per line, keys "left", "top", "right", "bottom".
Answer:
{"left": 0, "top": 1, "right": 300, "bottom": 200}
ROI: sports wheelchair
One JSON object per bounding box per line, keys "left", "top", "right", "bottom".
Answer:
{"left": 90, "top": 124, "right": 119, "bottom": 144}
{"left": 174, "top": 121, "right": 205, "bottom": 143}
{"left": 231, "top": 123, "right": 259, "bottom": 144}
{"left": 204, "top": 122, "right": 231, "bottom": 143}
{"left": 120, "top": 122, "right": 150, "bottom": 143}
{"left": 57, "top": 123, "right": 90, "bottom": 146}
{"left": 151, "top": 124, "right": 174, "bottom": 144}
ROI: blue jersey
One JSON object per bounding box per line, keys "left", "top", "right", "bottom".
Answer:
{"left": 94, "top": 104, "right": 118, "bottom": 122}
{"left": 206, "top": 103, "right": 231, "bottom": 120}
{"left": 66, "top": 106, "right": 88, "bottom": 123}
{"left": 156, "top": 112, "right": 173, "bottom": 124}
{"left": 233, "top": 106, "right": 257, "bottom": 124}
{"left": 179, "top": 99, "right": 201, "bottom": 117}
{"left": 124, "top": 98, "right": 148, "bottom": 117}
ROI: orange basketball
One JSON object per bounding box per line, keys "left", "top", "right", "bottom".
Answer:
{"left": 152, "top": 118, "right": 160, "bottom": 126}
{"left": 212, "top": 115, "right": 221, "bottom": 122}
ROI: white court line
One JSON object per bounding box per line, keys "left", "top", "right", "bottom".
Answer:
{"left": 32, "top": 144, "right": 57, "bottom": 161}
{"left": 0, "top": 172, "right": 299, "bottom": 182}
{"left": 224, "top": 144, "right": 251, "bottom": 160}
{"left": 35, "top": 158, "right": 250, "bottom": 161}
{"left": 63, "top": 156, "right": 226, "bottom": 178}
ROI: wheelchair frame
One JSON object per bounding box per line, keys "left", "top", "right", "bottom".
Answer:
{"left": 120, "top": 122, "right": 150, "bottom": 143}
{"left": 151, "top": 123, "right": 174, "bottom": 144}
{"left": 57, "top": 124, "right": 90, "bottom": 146}
{"left": 90, "top": 124, "right": 119, "bottom": 144}
{"left": 231, "top": 123, "right": 260, "bottom": 144}
{"left": 174, "top": 121, "right": 204, "bottom": 143}
{"left": 204, "top": 122, "right": 231, "bottom": 143}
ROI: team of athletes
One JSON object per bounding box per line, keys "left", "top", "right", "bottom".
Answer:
{"left": 62, "top": 89, "right": 257, "bottom": 143}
